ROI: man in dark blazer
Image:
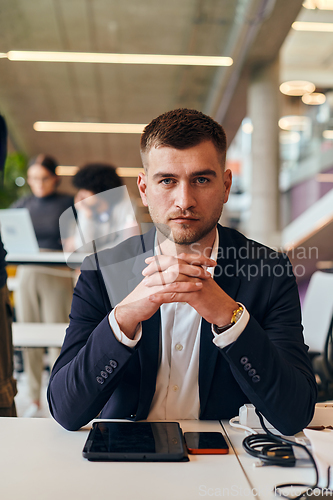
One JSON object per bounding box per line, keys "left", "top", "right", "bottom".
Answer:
{"left": 48, "top": 109, "right": 317, "bottom": 434}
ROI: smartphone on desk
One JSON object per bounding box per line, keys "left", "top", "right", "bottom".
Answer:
{"left": 184, "top": 432, "right": 229, "bottom": 455}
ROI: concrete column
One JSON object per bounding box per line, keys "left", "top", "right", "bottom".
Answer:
{"left": 247, "top": 57, "right": 281, "bottom": 248}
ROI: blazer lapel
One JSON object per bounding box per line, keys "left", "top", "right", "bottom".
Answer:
{"left": 123, "top": 228, "right": 160, "bottom": 419}
{"left": 127, "top": 230, "right": 155, "bottom": 292}
{"left": 199, "top": 226, "right": 241, "bottom": 416}
{"left": 136, "top": 309, "right": 161, "bottom": 419}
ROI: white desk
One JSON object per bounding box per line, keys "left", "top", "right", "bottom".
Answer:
{"left": 222, "top": 422, "right": 319, "bottom": 499}
{"left": 12, "top": 323, "right": 67, "bottom": 348}
{"left": 0, "top": 418, "right": 256, "bottom": 500}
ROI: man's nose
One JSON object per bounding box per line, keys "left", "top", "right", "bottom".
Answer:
{"left": 175, "top": 183, "right": 196, "bottom": 211}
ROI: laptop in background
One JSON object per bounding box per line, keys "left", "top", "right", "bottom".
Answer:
{"left": 0, "top": 208, "right": 39, "bottom": 254}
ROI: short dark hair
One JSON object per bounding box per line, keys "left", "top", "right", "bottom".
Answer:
{"left": 72, "top": 163, "right": 123, "bottom": 194}
{"left": 29, "top": 154, "right": 58, "bottom": 176}
{"left": 140, "top": 108, "right": 227, "bottom": 165}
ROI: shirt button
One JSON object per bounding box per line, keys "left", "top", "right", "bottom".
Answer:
{"left": 175, "top": 343, "right": 183, "bottom": 351}
{"left": 173, "top": 385, "right": 179, "bottom": 392}
{"left": 109, "top": 360, "right": 118, "bottom": 368}
{"left": 96, "top": 376, "right": 104, "bottom": 384}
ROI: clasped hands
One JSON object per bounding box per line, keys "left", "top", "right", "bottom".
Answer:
{"left": 115, "top": 253, "right": 238, "bottom": 339}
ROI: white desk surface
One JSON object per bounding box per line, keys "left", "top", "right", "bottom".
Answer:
{"left": 0, "top": 418, "right": 256, "bottom": 500}
{"left": 222, "top": 422, "right": 318, "bottom": 499}
{"left": 12, "top": 323, "right": 68, "bottom": 348}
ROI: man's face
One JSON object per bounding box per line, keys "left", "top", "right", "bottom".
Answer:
{"left": 138, "top": 140, "right": 232, "bottom": 246}
{"left": 74, "top": 189, "right": 109, "bottom": 219}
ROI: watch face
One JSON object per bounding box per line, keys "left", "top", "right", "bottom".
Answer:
{"left": 232, "top": 306, "right": 243, "bottom": 324}
{"left": 235, "top": 310, "right": 243, "bottom": 322}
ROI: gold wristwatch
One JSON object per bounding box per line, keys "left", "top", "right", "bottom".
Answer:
{"left": 213, "top": 304, "right": 244, "bottom": 334}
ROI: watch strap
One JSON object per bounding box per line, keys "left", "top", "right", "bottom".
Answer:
{"left": 212, "top": 322, "right": 233, "bottom": 334}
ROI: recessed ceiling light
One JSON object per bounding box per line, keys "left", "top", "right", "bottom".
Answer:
{"left": 33, "top": 122, "right": 146, "bottom": 133}
{"left": 5, "top": 50, "right": 233, "bottom": 67}
{"left": 303, "top": 0, "right": 333, "bottom": 10}
{"left": 242, "top": 122, "right": 253, "bottom": 134}
{"left": 279, "top": 81, "right": 316, "bottom": 96}
{"left": 323, "top": 130, "right": 333, "bottom": 139}
{"left": 302, "top": 92, "right": 326, "bottom": 105}
{"left": 292, "top": 21, "right": 333, "bottom": 31}
{"left": 278, "top": 115, "right": 311, "bottom": 131}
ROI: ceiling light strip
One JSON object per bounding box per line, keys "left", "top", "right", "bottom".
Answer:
{"left": 56, "top": 166, "right": 79, "bottom": 176}
{"left": 292, "top": 21, "right": 333, "bottom": 32}
{"left": 56, "top": 166, "right": 143, "bottom": 178}
{"left": 6, "top": 51, "right": 233, "bottom": 67}
{"left": 33, "top": 122, "right": 146, "bottom": 133}
{"left": 116, "top": 167, "right": 144, "bottom": 177}
{"left": 323, "top": 130, "right": 333, "bottom": 139}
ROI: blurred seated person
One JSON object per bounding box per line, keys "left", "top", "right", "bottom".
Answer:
{"left": 12, "top": 154, "right": 74, "bottom": 417}
{"left": 62, "top": 163, "right": 140, "bottom": 256}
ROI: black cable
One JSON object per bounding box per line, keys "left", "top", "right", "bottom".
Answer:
{"left": 242, "top": 409, "right": 333, "bottom": 499}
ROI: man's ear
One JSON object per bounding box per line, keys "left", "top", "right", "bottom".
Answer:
{"left": 223, "top": 169, "right": 232, "bottom": 204}
{"left": 137, "top": 171, "right": 148, "bottom": 207}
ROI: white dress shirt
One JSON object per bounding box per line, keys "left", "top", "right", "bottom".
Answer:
{"left": 109, "top": 229, "right": 249, "bottom": 419}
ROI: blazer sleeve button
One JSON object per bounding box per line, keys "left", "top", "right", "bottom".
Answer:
{"left": 248, "top": 368, "right": 256, "bottom": 377}
{"left": 240, "top": 357, "right": 248, "bottom": 365}
{"left": 244, "top": 363, "right": 251, "bottom": 371}
{"left": 252, "top": 375, "right": 261, "bottom": 383}
{"left": 100, "top": 371, "right": 108, "bottom": 379}
{"left": 105, "top": 365, "right": 113, "bottom": 374}
{"left": 96, "top": 376, "right": 104, "bottom": 384}
{"left": 110, "top": 360, "right": 118, "bottom": 368}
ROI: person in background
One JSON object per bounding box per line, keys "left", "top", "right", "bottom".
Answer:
{"left": 0, "top": 114, "right": 17, "bottom": 417}
{"left": 63, "top": 163, "right": 139, "bottom": 255}
{"left": 12, "top": 154, "right": 74, "bottom": 417}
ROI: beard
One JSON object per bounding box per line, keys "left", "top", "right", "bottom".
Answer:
{"left": 148, "top": 206, "right": 223, "bottom": 245}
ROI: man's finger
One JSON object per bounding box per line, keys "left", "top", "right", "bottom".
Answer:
{"left": 143, "top": 268, "right": 210, "bottom": 286}
{"left": 177, "top": 253, "right": 216, "bottom": 267}
{"left": 148, "top": 283, "right": 202, "bottom": 305}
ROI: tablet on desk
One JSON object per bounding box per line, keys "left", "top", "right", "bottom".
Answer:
{"left": 83, "top": 421, "right": 189, "bottom": 462}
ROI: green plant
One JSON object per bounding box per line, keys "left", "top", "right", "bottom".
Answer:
{"left": 0, "top": 152, "right": 29, "bottom": 208}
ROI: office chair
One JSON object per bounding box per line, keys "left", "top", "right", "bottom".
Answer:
{"left": 302, "top": 270, "right": 333, "bottom": 401}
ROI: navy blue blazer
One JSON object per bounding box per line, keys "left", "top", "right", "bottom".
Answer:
{"left": 47, "top": 225, "right": 317, "bottom": 433}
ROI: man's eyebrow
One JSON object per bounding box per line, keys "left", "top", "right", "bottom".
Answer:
{"left": 191, "top": 169, "right": 217, "bottom": 178}
{"left": 152, "top": 169, "right": 217, "bottom": 180}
